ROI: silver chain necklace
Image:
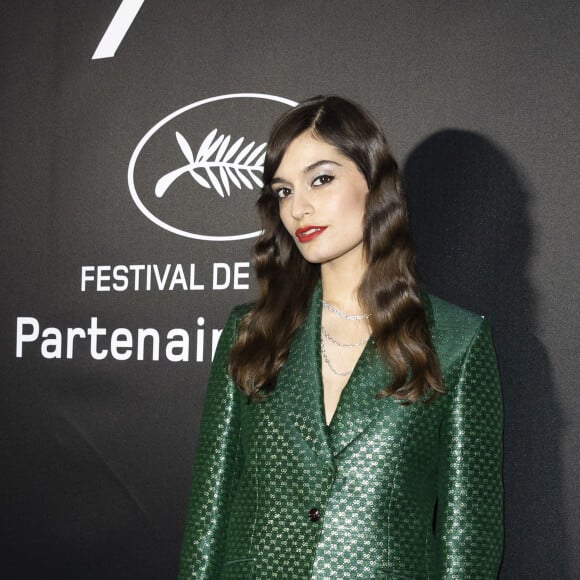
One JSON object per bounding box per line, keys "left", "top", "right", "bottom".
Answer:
{"left": 322, "top": 300, "right": 372, "bottom": 321}
{"left": 321, "top": 299, "right": 372, "bottom": 376}
{"left": 320, "top": 339, "right": 352, "bottom": 376}
{"left": 321, "top": 324, "right": 369, "bottom": 347}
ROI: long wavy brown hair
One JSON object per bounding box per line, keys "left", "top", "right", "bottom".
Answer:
{"left": 228, "top": 95, "right": 443, "bottom": 403}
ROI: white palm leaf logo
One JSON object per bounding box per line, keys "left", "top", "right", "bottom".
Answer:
{"left": 155, "top": 129, "right": 266, "bottom": 198}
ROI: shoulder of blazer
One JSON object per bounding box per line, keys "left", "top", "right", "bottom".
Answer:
{"left": 422, "top": 292, "right": 491, "bottom": 371}
{"left": 229, "top": 301, "right": 255, "bottom": 318}
{"left": 425, "top": 293, "right": 485, "bottom": 331}
{"left": 223, "top": 301, "right": 255, "bottom": 335}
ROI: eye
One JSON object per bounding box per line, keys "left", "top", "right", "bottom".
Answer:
{"left": 312, "top": 174, "right": 334, "bottom": 187}
{"left": 274, "top": 186, "right": 292, "bottom": 199}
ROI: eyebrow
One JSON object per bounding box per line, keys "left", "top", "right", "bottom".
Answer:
{"left": 271, "top": 159, "right": 343, "bottom": 184}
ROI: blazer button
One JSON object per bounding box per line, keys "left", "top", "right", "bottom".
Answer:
{"left": 308, "top": 508, "right": 321, "bottom": 522}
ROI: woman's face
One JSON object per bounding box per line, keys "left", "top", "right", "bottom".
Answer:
{"left": 273, "top": 131, "right": 369, "bottom": 271}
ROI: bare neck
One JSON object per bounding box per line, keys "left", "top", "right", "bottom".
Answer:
{"left": 320, "top": 256, "right": 367, "bottom": 314}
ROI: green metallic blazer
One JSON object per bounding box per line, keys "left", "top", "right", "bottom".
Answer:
{"left": 179, "top": 284, "right": 503, "bottom": 579}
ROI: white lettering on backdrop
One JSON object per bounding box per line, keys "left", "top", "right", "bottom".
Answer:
{"left": 80, "top": 263, "right": 250, "bottom": 292}
{"left": 92, "top": 0, "right": 145, "bottom": 60}
{"left": 16, "top": 316, "right": 223, "bottom": 363}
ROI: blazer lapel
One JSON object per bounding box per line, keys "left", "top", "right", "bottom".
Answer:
{"left": 276, "top": 283, "right": 334, "bottom": 465}
{"left": 328, "top": 291, "right": 433, "bottom": 456}
{"left": 277, "top": 287, "right": 433, "bottom": 459}
{"left": 328, "top": 337, "right": 392, "bottom": 457}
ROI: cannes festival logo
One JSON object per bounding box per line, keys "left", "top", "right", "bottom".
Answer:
{"left": 128, "top": 93, "right": 296, "bottom": 241}
{"left": 155, "top": 129, "right": 266, "bottom": 199}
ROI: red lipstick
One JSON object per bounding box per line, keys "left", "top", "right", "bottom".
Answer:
{"left": 295, "top": 226, "right": 327, "bottom": 243}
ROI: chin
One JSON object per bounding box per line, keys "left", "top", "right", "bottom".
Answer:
{"left": 296, "top": 248, "right": 327, "bottom": 265}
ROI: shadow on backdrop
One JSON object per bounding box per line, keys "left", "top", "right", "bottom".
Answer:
{"left": 403, "top": 130, "right": 569, "bottom": 579}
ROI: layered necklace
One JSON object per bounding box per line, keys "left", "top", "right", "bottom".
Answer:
{"left": 321, "top": 300, "right": 372, "bottom": 376}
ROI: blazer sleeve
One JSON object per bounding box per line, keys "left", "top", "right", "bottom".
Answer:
{"left": 436, "top": 318, "right": 504, "bottom": 579}
{"left": 178, "top": 305, "right": 246, "bottom": 579}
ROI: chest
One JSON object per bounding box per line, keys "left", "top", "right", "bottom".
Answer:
{"left": 238, "top": 382, "right": 443, "bottom": 478}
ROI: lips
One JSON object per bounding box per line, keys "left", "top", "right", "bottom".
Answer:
{"left": 295, "top": 226, "right": 327, "bottom": 243}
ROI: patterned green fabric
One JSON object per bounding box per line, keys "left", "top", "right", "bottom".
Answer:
{"left": 179, "top": 284, "right": 503, "bottom": 579}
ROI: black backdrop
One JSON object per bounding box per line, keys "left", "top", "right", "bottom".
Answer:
{"left": 1, "top": 1, "right": 578, "bottom": 578}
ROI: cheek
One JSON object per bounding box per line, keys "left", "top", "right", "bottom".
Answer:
{"left": 341, "top": 190, "right": 367, "bottom": 220}
{"left": 278, "top": 204, "right": 293, "bottom": 234}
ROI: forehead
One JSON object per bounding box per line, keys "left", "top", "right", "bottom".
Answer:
{"left": 275, "top": 131, "right": 351, "bottom": 175}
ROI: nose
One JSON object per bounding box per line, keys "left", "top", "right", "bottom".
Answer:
{"left": 289, "top": 187, "right": 313, "bottom": 220}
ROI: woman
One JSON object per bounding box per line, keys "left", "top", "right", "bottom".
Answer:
{"left": 179, "top": 96, "right": 503, "bottom": 579}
